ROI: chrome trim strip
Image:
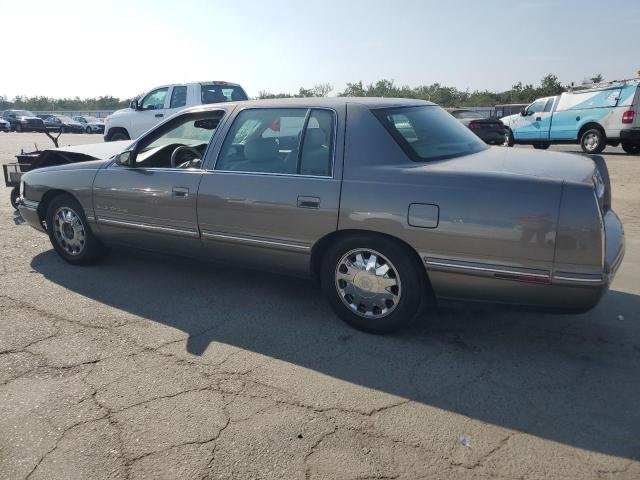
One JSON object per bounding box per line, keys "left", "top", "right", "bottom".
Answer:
{"left": 98, "top": 217, "right": 199, "bottom": 238}
{"left": 201, "top": 231, "right": 310, "bottom": 251}
{"left": 553, "top": 274, "right": 603, "bottom": 284}
{"left": 208, "top": 170, "right": 333, "bottom": 180}
{"left": 424, "top": 258, "right": 550, "bottom": 279}
{"left": 85, "top": 215, "right": 95, "bottom": 223}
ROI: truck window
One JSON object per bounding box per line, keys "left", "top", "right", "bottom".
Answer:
{"left": 543, "top": 98, "right": 554, "bottom": 112}
{"left": 170, "top": 86, "right": 187, "bottom": 109}
{"left": 140, "top": 87, "right": 168, "bottom": 111}
{"left": 526, "top": 99, "right": 546, "bottom": 114}
{"left": 201, "top": 85, "right": 248, "bottom": 104}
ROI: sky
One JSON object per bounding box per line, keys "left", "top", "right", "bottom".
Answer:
{"left": 1, "top": 0, "right": 638, "bottom": 100}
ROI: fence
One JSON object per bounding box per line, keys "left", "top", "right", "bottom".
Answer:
{"left": 31, "top": 110, "right": 115, "bottom": 119}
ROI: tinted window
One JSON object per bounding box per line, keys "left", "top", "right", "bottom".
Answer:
{"left": 543, "top": 98, "right": 554, "bottom": 112}
{"left": 140, "top": 87, "right": 168, "bottom": 110}
{"left": 170, "top": 86, "right": 187, "bottom": 109}
{"left": 374, "top": 106, "right": 487, "bottom": 161}
{"left": 201, "top": 85, "right": 248, "bottom": 104}
{"left": 216, "top": 108, "right": 335, "bottom": 175}
{"left": 451, "top": 110, "right": 483, "bottom": 120}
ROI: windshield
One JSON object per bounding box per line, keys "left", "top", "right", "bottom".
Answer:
{"left": 57, "top": 116, "right": 75, "bottom": 122}
{"left": 84, "top": 116, "right": 102, "bottom": 123}
{"left": 141, "top": 118, "right": 219, "bottom": 153}
{"left": 374, "top": 106, "right": 487, "bottom": 161}
{"left": 451, "top": 110, "right": 484, "bottom": 120}
{"left": 14, "top": 110, "right": 35, "bottom": 117}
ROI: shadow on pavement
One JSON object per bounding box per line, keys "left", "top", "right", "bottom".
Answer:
{"left": 31, "top": 248, "right": 640, "bottom": 461}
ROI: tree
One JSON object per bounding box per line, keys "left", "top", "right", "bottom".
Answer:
{"left": 590, "top": 73, "right": 604, "bottom": 84}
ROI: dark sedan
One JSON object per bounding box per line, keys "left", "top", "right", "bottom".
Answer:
{"left": 1, "top": 110, "right": 45, "bottom": 132}
{"left": 449, "top": 109, "right": 506, "bottom": 145}
{"left": 39, "top": 114, "right": 85, "bottom": 133}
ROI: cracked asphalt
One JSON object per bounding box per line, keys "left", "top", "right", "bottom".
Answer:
{"left": 1, "top": 132, "right": 639, "bottom": 479}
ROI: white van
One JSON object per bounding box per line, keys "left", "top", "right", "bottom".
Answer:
{"left": 104, "top": 81, "right": 248, "bottom": 142}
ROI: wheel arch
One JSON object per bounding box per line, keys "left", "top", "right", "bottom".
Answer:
{"left": 577, "top": 121, "right": 606, "bottom": 141}
{"left": 310, "top": 229, "right": 433, "bottom": 293}
{"left": 105, "top": 126, "right": 130, "bottom": 142}
{"left": 37, "top": 189, "right": 81, "bottom": 228}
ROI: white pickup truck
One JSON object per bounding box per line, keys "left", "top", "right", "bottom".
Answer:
{"left": 104, "top": 81, "right": 248, "bottom": 142}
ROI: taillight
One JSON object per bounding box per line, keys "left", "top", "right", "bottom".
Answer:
{"left": 622, "top": 110, "right": 635, "bottom": 124}
{"left": 468, "top": 121, "right": 480, "bottom": 129}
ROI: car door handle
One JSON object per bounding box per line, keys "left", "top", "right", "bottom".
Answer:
{"left": 172, "top": 187, "right": 189, "bottom": 198}
{"left": 297, "top": 196, "right": 320, "bottom": 209}
{"left": 155, "top": 113, "right": 164, "bottom": 118}
{"left": 535, "top": 116, "right": 542, "bottom": 121}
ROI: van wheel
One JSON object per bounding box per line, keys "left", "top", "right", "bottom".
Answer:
{"left": 321, "top": 234, "right": 425, "bottom": 334}
{"left": 107, "top": 130, "right": 130, "bottom": 142}
{"left": 580, "top": 128, "right": 606, "bottom": 154}
{"left": 533, "top": 143, "right": 550, "bottom": 150}
{"left": 45, "top": 194, "right": 107, "bottom": 265}
{"left": 621, "top": 143, "right": 640, "bottom": 155}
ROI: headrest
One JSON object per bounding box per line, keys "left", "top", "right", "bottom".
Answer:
{"left": 203, "top": 90, "right": 227, "bottom": 104}
{"left": 304, "top": 128, "right": 326, "bottom": 147}
{"left": 244, "top": 138, "right": 279, "bottom": 162}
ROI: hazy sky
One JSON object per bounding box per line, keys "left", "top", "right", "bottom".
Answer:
{"left": 1, "top": 0, "right": 638, "bottom": 99}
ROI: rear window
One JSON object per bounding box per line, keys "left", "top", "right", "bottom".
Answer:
{"left": 374, "top": 106, "right": 487, "bottom": 161}
{"left": 201, "top": 85, "right": 248, "bottom": 104}
{"left": 451, "top": 110, "right": 483, "bottom": 120}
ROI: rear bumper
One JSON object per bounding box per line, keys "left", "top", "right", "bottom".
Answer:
{"left": 620, "top": 129, "right": 640, "bottom": 143}
{"left": 474, "top": 130, "right": 506, "bottom": 145}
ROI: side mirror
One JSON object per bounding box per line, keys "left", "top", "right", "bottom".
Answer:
{"left": 115, "top": 151, "right": 133, "bottom": 167}
{"left": 520, "top": 108, "right": 527, "bottom": 116}
{"left": 129, "top": 100, "right": 139, "bottom": 110}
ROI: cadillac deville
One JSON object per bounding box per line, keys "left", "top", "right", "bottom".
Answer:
{"left": 17, "top": 98, "right": 625, "bottom": 333}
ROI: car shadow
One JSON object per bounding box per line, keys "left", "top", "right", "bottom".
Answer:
{"left": 31, "top": 248, "right": 640, "bottom": 461}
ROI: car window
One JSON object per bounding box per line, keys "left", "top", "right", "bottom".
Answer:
{"left": 527, "top": 99, "right": 546, "bottom": 114}
{"left": 201, "top": 85, "right": 248, "bottom": 104}
{"left": 374, "top": 105, "right": 487, "bottom": 162}
{"left": 140, "top": 87, "right": 168, "bottom": 110}
{"left": 299, "top": 109, "right": 334, "bottom": 176}
{"left": 170, "top": 86, "right": 187, "bottom": 109}
{"left": 543, "top": 98, "right": 554, "bottom": 112}
{"left": 452, "top": 110, "right": 483, "bottom": 120}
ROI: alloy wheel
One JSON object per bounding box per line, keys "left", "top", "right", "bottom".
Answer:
{"left": 52, "top": 206, "right": 86, "bottom": 256}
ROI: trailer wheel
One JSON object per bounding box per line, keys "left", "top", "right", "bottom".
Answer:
{"left": 10, "top": 187, "right": 20, "bottom": 209}
{"left": 621, "top": 143, "right": 640, "bottom": 155}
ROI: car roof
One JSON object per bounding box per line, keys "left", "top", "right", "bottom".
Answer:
{"left": 182, "top": 97, "right": 433, "bottom": 113}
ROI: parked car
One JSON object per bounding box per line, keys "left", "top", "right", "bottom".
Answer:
{"left": 104, "top": 81, "right": 248, "bottom": 142}
{"left": 2, "top": 110, "right": 45, "bottom": 132}
{"left": 38, "top": 114, "right": 85, "bottom": 133}
{"left": 491, "top": 104, "right": 528, "bottom": 119}
{"left": 448, "top": 109, "right": 506, "bottom": 145}
{"left": 501, "top": 78, "right": 640, "bottom": 153}
{"left": 0, "top": 117, "right": 10, "bottom": 132}
{"left": 17, "top": 98, "right": 624, "bottom": 334}
{"left": 72, "top": 115, "right": 105, "bottom": 134}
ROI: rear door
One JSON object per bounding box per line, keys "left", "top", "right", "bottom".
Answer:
{"left": 197, "top": 105, "right": 344, "bottom": 276}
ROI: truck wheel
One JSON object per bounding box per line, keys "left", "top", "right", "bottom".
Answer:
{"left": 321, "top": 234, "right": 425, "bottom": 334}
{"left": 504, "top": 128, "right": 514, "bottom": 147}
{"left": 10, "top": 187, "right": 20, "bottom": 209}
{"left": 621, "top": 143, "right": 640, "bottom": 155}
{"left": 15, "top": 123, "right": 22, "bottom": 132}
{"left": 533, "top": 143, "right": 550, "bottom": 150}
{"left": 580, "top": 128, "right": 606, "bottom": 154}
{"left": 108, "top": 130, "right": 130, "bottom": 142}
{"left": 85, "top": 126, "right": 92, "bottom": 134}
{"left": 45, "top": 194, "right": 107, "bottom": 265}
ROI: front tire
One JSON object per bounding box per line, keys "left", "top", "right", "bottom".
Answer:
{"left": 580, "top": 128, "right": 606, "bottom": 154}
{"left": 107, "top": 129, "right": 130, "bottom": 142}
{"left": 45, "top": 194, "right": 106, "bottom": 265}
{"left": 85, "top": 126, "right": 92, "bottom": 134}
{"left": 10, "top": 187, "right": 20, "bottom": 209}
{"left": 321, "top": 234, "right": 425, "bottom": 334}
{"left": 621, "top": 143, "right": 640, "bottom": 155}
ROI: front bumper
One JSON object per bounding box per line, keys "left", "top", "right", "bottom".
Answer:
{"left": 0, "top": 124, "right": 9, "bottom": 132}
{"left": 17, "top": 197, "right": 45, "bottom": 233}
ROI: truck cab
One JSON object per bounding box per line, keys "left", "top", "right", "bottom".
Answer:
{"left": 104, "top": 81, "right": 248, "bottom": 142}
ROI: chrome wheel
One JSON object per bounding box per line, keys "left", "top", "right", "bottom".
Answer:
{"left": 335, "top": 248, "right": 401, "bottom": 319}
{"left": 583, "top": 132, "right": 600, "bottom": 152}
{"left": 52, "top": 206, "right": 85, "bottom": 256}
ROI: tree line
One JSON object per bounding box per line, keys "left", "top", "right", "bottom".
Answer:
{"left": 0, "top": 73, "right": 604, "bottom": 111}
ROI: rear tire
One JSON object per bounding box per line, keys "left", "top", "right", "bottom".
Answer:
{"left": 45, "top": 194, "right": 107, "bottom": 265}
{"left": 504, "top": 128, "right": 514, "bottom": 147}
{"left": 15, "top": 123, "right": 22, "bottom": 132}
{"left": 621, "top": 143, "right": 640, "bottom": 155}
{"left": 580, "top": 128, "right": 606, "bottom": 154}
{"left": 321, "top": 234, "right": 425, "bottom": 334}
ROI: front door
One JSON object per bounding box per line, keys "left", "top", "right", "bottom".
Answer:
{"left": 131, "top": 86, "right": 170, "bottom": 139}
{"left": 512, "top": 98, "right": 547, "bottom": 140}
{"left": 92, "top": 110, "right": 225, "bottom": 255}
{"left": 197, "top": 106, "right": 344, "bottom": 276}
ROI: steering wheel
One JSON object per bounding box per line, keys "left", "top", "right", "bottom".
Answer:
{"left": 170, "top": 145, "right": 202, "bottom": 168}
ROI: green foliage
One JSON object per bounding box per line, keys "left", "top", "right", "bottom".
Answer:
{"left": 258, "top": 83, "right": 333, "bottom": 100}
{"left": 590, "top": 73, "right": 604, "bottom": 83}
{"left": 0, "top": 95, "right": 136, "bottom": 111}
